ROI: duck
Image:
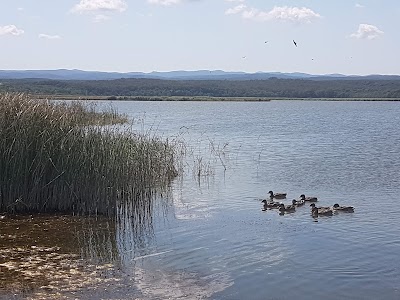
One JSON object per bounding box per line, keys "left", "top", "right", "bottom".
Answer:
{"left": 261, "top": 199, "right": 281, "bottom": 209}
{"left": 332, "top": 203, "right": 354, "bottom": 213}
{"left": 311, "top": 206, "right": 333, "bottom": 216}
{"left": 311, "top": 206, "right": 319, "bottom": 217}
{"left": 299, "top": 194, "right": 318, "bottom": 202}
{"left": 279, "top": 203, "right": 296, "bottom": 213}
{"left": 310, "top": 203, "right": 333, "bottom": 216}
{"left": 310, "top": 203, "right": 331, "bottom": 210}
{"left": 292, "top": 199, "right": 305, "bottom": 206}
{"left": 268, "top": 191, "right": 287, "bottom": 199}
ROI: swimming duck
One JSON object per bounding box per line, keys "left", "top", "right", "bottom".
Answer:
{"left": 309, "top": 203, "right": 331, "bottom": 210}
{"left": 268, "top": 191, "right": 287, "bottom": 199}
{"left": 279, "top": 203, "right": 295, "bottom": 213}
{"left": 311, "top": 206, "right": 333, "bottom": 216}
{"left": 333, "top": 203, "right": 354, "bottom": 213}
{"left": 299, "top": 194, "right": 318, "bottom": 202}
{"left": 292, "top": 199, "right": 305, "bottom": 206}
{"left": 311, "top": 206, "right": 319, "bottom": 217}
{"left": 261, "top": 199, "right": 281, "bottom": 209}
{"left": 310, "top": 203, "right": 333, "bottom": 216}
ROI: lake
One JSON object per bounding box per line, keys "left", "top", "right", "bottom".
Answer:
{"left": 3, "top": 100, "right": 400, "bottom": 299}
{"left": 107, "top": 100, "right": 400, "bottom": 299}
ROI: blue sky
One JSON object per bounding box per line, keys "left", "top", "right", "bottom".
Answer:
{"left": 1, "top": 0, "right": 399, "bottom": 75}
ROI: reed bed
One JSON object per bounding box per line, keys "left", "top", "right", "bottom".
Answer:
{"left": 0, "top": 93, "right": 178, "bottom": 216}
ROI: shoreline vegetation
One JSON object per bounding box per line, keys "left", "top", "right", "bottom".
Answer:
{"left": 2, "top": 77, "right": 400, "bottom": 99}
{"left": 0, "top": 93, "right": 178, "bottom": 216}
{"left": 33, "top": 95, "right": 400, "bottom": 102}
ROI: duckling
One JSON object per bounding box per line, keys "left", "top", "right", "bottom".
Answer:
{"left": 279, "top": 203, "right": 296, "bottom": 213}
{"left": 311, "top": 206, "right": 333, "bottom": 216}
{"left": 309, "top": 203, "right": 331, "bottom": 210}
{"left": 268, "top": 191, "right": 287, "bottom": 199}
{"left": 311, "top": 207, "right": 319, "bottom": 218}
{"left": 299, "top": 194, "right": 318, "bottom": 202}
{"left": 310, "top": 203, "right": 333, "bottom": 216}
{"left": 261, "top": 199, "right": 281, "bottom": 209}
{"left": 292, "top": 199, "right": 305, "bottom": 206}
{"left": 333, "top": 203, "right": 354, "bottom": 213}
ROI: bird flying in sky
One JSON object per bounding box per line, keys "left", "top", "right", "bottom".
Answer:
{"left": 293, "top": 40, "right": 297, "bottom": 47}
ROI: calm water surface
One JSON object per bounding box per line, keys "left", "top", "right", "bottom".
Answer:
{"left": 93, "top": 100, "right": 400, "bottom": 300}
{"left": 6, "top": 100, "right": 397, "bottom": 300}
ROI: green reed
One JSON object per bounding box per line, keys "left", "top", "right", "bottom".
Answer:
{"left": 0, "top": 93, "right": 178, "bottom": 215}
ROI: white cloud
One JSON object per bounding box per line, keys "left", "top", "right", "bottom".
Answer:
{"left": 355, "top": 3, "right": 365, "bottom": 8}
{"left": 225, "top": 4, "right": 246, "bottom": 15}
{"left": 72, "top": 0, "right": 127, "bottom": 13}
{"left": 0, "top": 25, "right": 24, "bottom": 36}
{"left": 267, "top": 6, "right": 321, "bottom": 22}
{"left": 147, "top": 0, "right": 204, "bottom": 6}
{"left": 225, "top": 0, "right": 245, "bottom": 2}
{"left": 226, "top": 5, "right": 321, "bottom": 23}
{"left": 39, "top": 33, "right": 61, "bottom": 40}
{"left": 148, "top": 0, "right": 181, "bottom": 5}
{"left": 350, "top": 24, "right": 383, "bottom": 40}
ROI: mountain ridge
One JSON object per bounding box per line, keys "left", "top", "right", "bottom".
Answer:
{"left": 1, "top": 69, "right": 400, "bottom": 81}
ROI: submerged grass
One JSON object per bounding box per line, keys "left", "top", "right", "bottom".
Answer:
{"left": 0, "top": 93, "right": 178, "bottom": 216}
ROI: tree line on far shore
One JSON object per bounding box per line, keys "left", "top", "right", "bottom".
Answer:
{"left": 1, "top": 77, "right": 400, "bottom": 98}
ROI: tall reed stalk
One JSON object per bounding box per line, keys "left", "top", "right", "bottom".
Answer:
{"left": 0, "top": 93, "right": 178, "bottom": 216}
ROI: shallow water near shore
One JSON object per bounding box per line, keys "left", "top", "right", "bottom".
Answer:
{"left": 2, "top": 100, "right": 400, "bottom": 299}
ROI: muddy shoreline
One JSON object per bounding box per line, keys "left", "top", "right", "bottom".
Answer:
{"left": 0, "top": 214, "right": 141, "bottom": 299}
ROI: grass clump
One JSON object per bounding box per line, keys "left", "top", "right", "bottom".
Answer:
{"left": 0, "top": 93, "right": 178, "bottom": 216}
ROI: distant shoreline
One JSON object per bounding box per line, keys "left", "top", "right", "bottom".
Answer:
{"left": 34, "top": 95, "right": 400, "bottom": 102}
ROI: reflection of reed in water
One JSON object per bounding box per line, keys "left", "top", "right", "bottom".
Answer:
{"left": 115, "top": 188, "right": 163, "bottom": 266}
{"left": 75, "top": 187, "right": 171, "bottom": 268}
{"left": 75, "top": 217, "right": 120, "bottom": 265}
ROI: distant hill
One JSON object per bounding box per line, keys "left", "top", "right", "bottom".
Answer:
{"left": 1, "top": 69, "right": 400, "bottom": 81}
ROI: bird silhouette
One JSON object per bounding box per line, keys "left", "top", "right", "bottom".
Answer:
{"left": 293, "top": 40, "right": 297, "bottom": 47}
